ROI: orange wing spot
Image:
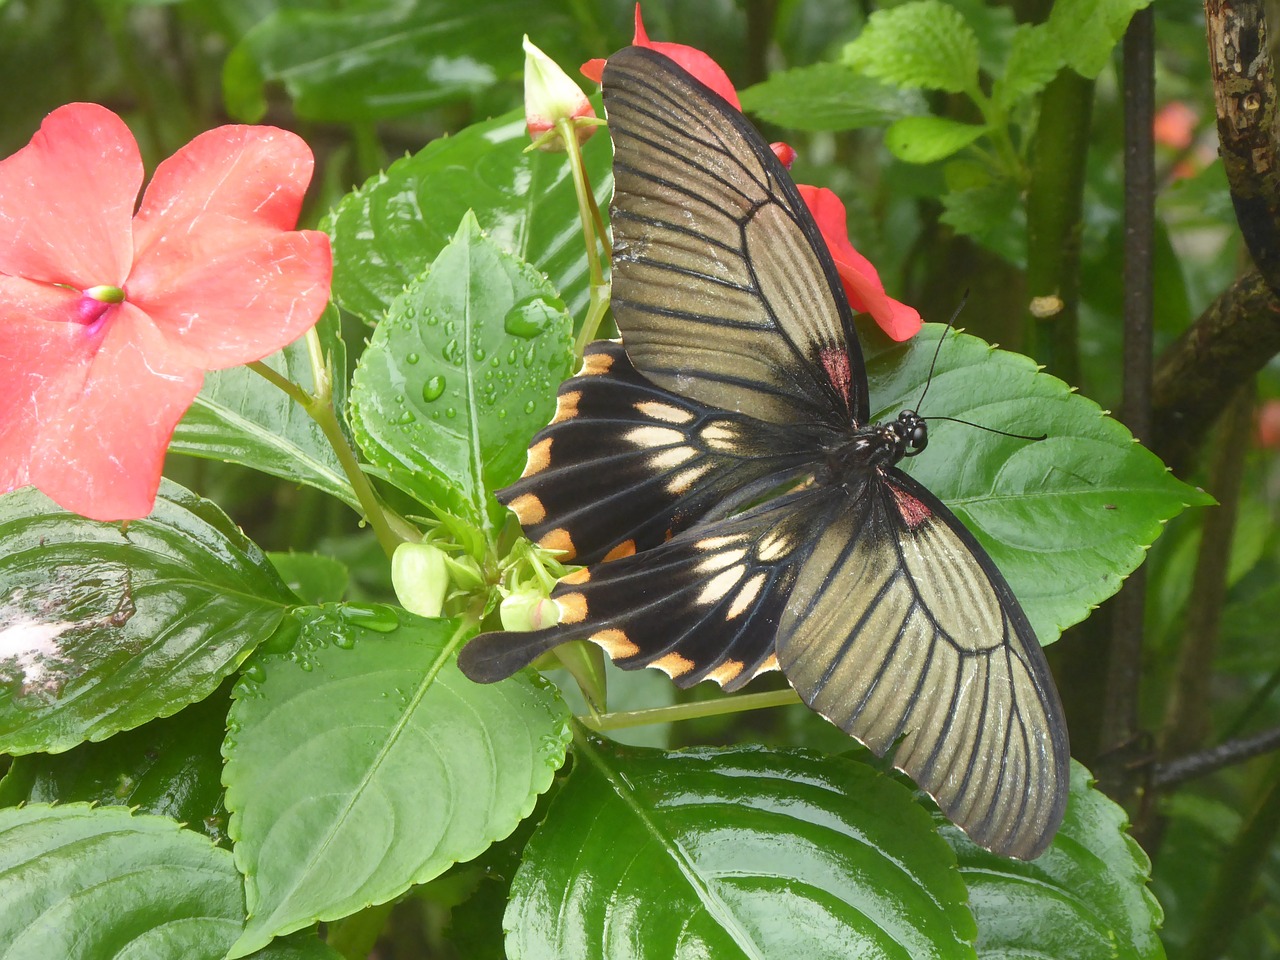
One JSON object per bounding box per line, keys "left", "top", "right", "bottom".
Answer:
{"left": 538, "top": 527, "right": 577, "bottom": 560}
{"left": 591, "top": 628, "right": 640, "bottom": 659}
{"left": 556, "top": 591, "right": 588, "bottom": 624}
{"left": 561, "top": 567, "right": 591, "bottom": 585}
{"left": 664, "top": 528, "right": 674, "bottom": 542}
{"left": 552, "top": 390, "right": 581, "bottom": 424}
{"left": 706, "top": 660, "right": 744, "bottom": 687}
{"left": 603, "top": 539, "right": 637, "bottom": 562}
{"left": 653, "top": 652, "right": 695, "bottom": 678}
{"left": 523, "top": 438, "right": 553, "bottom": 477}
{"left": 508, "top": 493, "right": 546, "bottom": 526}
{"left": 757, "top": 653, "right": 780, "bottom": 674}
{"left": 581, "top": 351, "right": 615, "bottom": 376}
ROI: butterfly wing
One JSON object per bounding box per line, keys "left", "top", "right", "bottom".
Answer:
{"left": 499, "top": 339, "right": 828, "bottom": 565}
{"left": 775, "top": 468, "right": 1070, "bottom": 860}
{"left": 459, "top": 489, "right": 822, "bottom": 689}
{"left": 603, "top": 46, "right": 867, "bottom": 427}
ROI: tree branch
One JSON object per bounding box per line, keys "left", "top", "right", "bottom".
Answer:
{"left": 1154, "top": 723, "right": 1280, "bottom": 788}
{"left": 1152, "top": 0, "right": 1280, "bottom": 472}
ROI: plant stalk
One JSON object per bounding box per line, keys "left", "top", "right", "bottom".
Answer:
{"left": 578, "top": 689, "right": 801, "bottom": 732}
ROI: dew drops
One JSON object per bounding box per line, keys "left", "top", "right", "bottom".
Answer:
{"left": 523, "top": 399, "right": 537, "bottom": 414}
{"left": 406, "top": 352, "right": 420, "bottom": 365}
{"left": 422, "top": 375, "right": 446, "bottom": 402}
{"left": 340, "top": 603, "right": 400, "bottom": 633}
{"left": 504, "top": 294, "right": 565, "bottom": 339}
{"left": 443, "top": 339, "right": 463, "bottom": 365}
{"left": 445, "top": 407, "right": 458, "bottom": 419}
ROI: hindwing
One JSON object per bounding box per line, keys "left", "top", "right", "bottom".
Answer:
{"left": 775, "top": 470, "right": 1070, "bottom": 860}
{"left": 603, "top": 47, "right": 867, "bottom": 427}
{"left": 458, "top": 491, "right": 822, "bottom": 690}
{"left": 499, "top": 340, "right": 822, "bottom": 565}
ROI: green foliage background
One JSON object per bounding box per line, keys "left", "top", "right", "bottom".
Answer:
{"left": 0, "top": 0, "right": 1276, "bottom": 958}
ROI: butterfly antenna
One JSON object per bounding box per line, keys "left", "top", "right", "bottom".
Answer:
{"left": 924, "top": 415, "right": 1047, "bottom": 443}
{"left": 914, "top": 290, "right": 969, "bottom": 413}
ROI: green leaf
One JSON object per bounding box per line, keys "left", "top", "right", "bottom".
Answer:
{"left": 0, "top": 804, "right": 245, "bottom": 958}
{"left": 268, "top": 551, "right": 351, "bottom": 605}
{"left": 172, "top": 305, "right": 357, "bottom": 511}
{"left": 327, "top": 105, "right": 612, "bottom": 326}
{"left": 506, "top": 742, "right": 978, "bottom": 958}
{"left": 939, "top": 174, "right": 1027, "bottom": 266}
{"left": 224, "top": 605, "right": 571, "bottom": 957}
{"left": 994, "top": 23, "right": 1065, "bottom": 108}
{"left": 348, "top": 213, "right": 575, "bottom": 533}
{"left": 865, "top": 325, "right": 1213, "bottom": 644}
{"left": 0, "top": 681, "right": 232, "bottom": 845}
{"left": 843, "top": 0, "right": 980, "bottom": 95}
{"left": 222, "top": 0, "right": 571, "bottom": 122}
{"left": 1047, "top": 0, "right": 1154, "bottom": 79}
{"left": 885, "top": 116, "right": 988, "bottom": 164}
{"left": 0, "top": 481, "right": 296, "bottom": 755}
{"left": 739, "top": 62, "right": 924, "bottom": 132}
{"left": 941, "top": 761, "right": 1164, "bottom": 959}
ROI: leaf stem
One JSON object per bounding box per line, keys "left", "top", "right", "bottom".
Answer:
{"left": 247, "top": 339, "right": 417, "bottom": 557}
{"left": 577, "top": 688, "right": 801, "bottom": 732}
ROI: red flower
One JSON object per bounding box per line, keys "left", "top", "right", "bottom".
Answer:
{"left": 798, "top": 185, "right": 922, "bottom": 342}
{"left": 0, "top": 103, "right": 332, "bottom": 521}
{"left": 584, "top": 7, "right": 919, "bottom": 342}
{"left": 583, "top": 4, "right": 741, "bottom": 109}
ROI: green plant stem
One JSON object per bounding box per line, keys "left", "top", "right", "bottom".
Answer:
{"left": 1023, "top": 70, "right": 1093, "bottom": 384}
{"left": 578, "top": 689, "right": 801, "bottom": 732}
{"left": 247, "top": 340, "right": 416, "bottom": 557}
{"left": 1185, "top": 753, "right": 1280, "bottom": 960}
{"left": 559, "top": 117, "right": 613, "bottom": 357}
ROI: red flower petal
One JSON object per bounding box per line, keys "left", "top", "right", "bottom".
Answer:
{"left": 797, "top": 184, "right": 921, "bottom": 341}
{"left": 132, "top": 126, "right": 315, "bottom": 250}
{"left": 581, "top": 6, "right": 741, "bottom": 109}
{"left": 128, "top": 220, "right": 332, "bottom": 369}
{"left": 0, "top": 103, "right": 139, "bottom": 288}
{"left": 26, "top": 303, "right": 203, "bottom": 521}
{"left": 0, "top": 277, "right": 92, "bottom": 496}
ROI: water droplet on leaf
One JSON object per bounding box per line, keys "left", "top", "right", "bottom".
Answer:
{"left": 422, "top": 375, "right": 446, "bottom": 402}
{"left": 503, "top": 294, "right": 564, "bottom": 339}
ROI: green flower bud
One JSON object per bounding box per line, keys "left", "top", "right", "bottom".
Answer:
{"left": 392, "top": 542, "right": 450, "bottom": 619}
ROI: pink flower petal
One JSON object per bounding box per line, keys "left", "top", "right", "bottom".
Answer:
{"left": 131, "top": 126, "right": 315, "bottom": 253}
{"left": 26, "top": 302, "right": 202, "bottom": 521}
{"left": 0, "top": 103, "right": 139, "bottom": 288}
{"left": 797, "top": 184, "right": 921, "bottom": 341}
{"left": 128, "top": 220, "right": 332, "bottom": 368}
{"left": 0, "top": 277, "right": 95, "bottom": 495}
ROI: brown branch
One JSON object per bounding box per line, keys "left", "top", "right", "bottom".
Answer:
{"left": 1154, "top": 723, "right": 1280, "bottom": 788}
{"left": 1152, "top": 0, "right": 1280, "bottom": 472}
{"left": 1151, "top": 267, "right": 1280, "bottom": 471}
{"left": 1207, "top": 0, "right": 1280, "bottom": 292}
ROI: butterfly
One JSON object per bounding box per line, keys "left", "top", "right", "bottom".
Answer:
{"left": 458, "top": 45, "right": 1069, "bottom": 859}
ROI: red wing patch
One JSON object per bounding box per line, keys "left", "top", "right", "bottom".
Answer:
{"left": 890, "top": 483, "right": 932, "bottom": 530}
{"left": 819, "top": 347, "right": 852, "bottom": 408}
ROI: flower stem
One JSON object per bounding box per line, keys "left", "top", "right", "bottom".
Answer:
{"left": 577, "top": 688, "right": 801, "bottom": 732}
{"left": 247, "top": 338, "right": 417, "bottom": 557}
{"left": 558, "top": 117, "right": 613, "bottom": 358}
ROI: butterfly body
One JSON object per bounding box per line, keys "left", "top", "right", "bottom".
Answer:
{"left": 459, "top": 46, "right": 1069, "bottom": 860}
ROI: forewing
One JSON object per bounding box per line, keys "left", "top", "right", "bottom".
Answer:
{"left": 458, "top": 491, "right": 823, "bottom": 689}
{"left": 775, "top": 470, "right": 1069, "bottom": 860}
{"left": 500, "top": 340, "right": 823, "bottom": 565}
{"left": 602, "top": 46, "right": 867, "bottom": 426}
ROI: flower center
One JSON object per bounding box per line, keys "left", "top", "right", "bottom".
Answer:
{"left": 75, "top": 284, "right": 125, "bottom": 335}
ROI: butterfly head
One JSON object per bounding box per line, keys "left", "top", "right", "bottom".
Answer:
{"left": 889, "top": 410, "right": 929, "bottom": 459}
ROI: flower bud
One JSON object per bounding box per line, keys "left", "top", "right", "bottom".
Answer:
{"left": 524, "top": 35, "right": 596, "bottom": 151}
{"left": 500, "top": 589, "right": 561, "bottom": 632}
{"left": 392, "top": 542, "right": 450, "bottom": 619}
